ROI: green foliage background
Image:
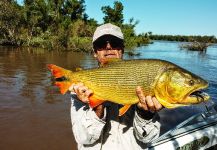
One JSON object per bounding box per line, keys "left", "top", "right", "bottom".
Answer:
{"left": 0, "top": 0, "right": 216, "bottom": 52}
{"left": 0, "top": 0, "right": 150, "bottom": 51}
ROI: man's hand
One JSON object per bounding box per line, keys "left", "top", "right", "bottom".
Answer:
{"left": 69, "top": 83, "right": 93, "bottom": 103}
{"left": 136, "top": 86, "right": 163, "bottom": 112}
{"left": 69, "top": 83, "right": 104, "bottom": 118}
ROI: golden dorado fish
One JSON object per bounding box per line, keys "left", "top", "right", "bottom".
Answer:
{"left": 47, "top": 59, "right": 210, "bottom": 116}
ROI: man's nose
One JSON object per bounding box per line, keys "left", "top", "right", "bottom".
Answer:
{"left": 105, "top": 42, "right": 112, "bottom": 50}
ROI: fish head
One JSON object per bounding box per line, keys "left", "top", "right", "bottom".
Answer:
{"left": 154, "top": 67, "right": 210, "bottom": 108}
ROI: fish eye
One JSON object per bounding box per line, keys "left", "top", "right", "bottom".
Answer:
{"left": 189, "top": 80, "right": 194, "bottom": 86}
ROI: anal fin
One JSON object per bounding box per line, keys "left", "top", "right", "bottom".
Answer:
{"left": 89, "top": 95, "right": 105, "bottom": 108}
{"left": 119, "top": 104, "right": 131, "bottom": 116}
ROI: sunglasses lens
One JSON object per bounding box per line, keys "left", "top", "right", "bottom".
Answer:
{"left": 110, "top": 40, "right": 121, "bottom": 49}
{"left": 94, "top": 39, "right": 123, "bottom": 51}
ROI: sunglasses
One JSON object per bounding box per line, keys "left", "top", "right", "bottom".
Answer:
{"left": 93, "top": 37, "right": 124, "bottom": 51}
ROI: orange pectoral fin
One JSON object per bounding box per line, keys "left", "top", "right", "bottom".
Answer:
{"left": 47, "top": 64, "right": 64, "bottom": 78}
{"left": 55, "top": 81, "right": 71, "bottom": 94}
{"left": 119, "top": 104, "right": 131, "bottom": 116}
{"left": 89, "top": 95, "right": 105, "bottom": 108}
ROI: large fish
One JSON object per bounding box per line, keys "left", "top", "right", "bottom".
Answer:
{"left": 47, "top": 59, "right": 210, "bottom": 116}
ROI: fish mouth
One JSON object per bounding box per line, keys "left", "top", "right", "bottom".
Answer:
{"left": 187, "top": 86, "right": 210, "bottom": 103}
{"left": 189, "top": 90, "right": 209, "bottom": 100}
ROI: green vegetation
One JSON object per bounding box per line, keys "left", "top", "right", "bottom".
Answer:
{"left": 1, "top": 1, "right": 215, "bottom": 52}
{"left": 0, "top": 0, "right": 150, "bottom": 51}
{"left": 148, "top": 34, "right": 217, "bottom": 51}
{"left": 179, "top": 42, "right": 211, "bottom": 51}
{"left": 149, "top": 34, "right": 217, "bottom": 43}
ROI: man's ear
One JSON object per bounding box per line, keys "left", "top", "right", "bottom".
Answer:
{"left": 92, "top": 48, "right": 97, "bottom": 58}
{"left": 94, "top": 53, "right": 97, "bottom": 58}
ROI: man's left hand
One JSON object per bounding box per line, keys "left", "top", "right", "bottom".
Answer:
{"left": 136, "top": 86, "right": 163, "bottom": 112}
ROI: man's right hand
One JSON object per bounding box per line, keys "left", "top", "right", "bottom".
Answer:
{"left": 69, "top": 83, "right": 105, "bottom": 118}
{"left": 69, "top": 83, "right": 93, "bottom": 104}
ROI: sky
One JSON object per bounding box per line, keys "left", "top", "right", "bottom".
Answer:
{"left": 85, "top": 0, "right": 217, "bottom": 37}
{"left": 17, "top": 0, "right": 217, "bottom": 36}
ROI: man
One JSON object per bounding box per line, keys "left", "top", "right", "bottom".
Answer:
{"left": 69, "top": 23, "right": 163, "bottom": 150}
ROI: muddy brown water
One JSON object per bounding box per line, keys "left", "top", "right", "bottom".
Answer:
{"left": 1, "top": 41, "right": 217, "bottom": 150}
{"left": 0, "top": 47, "right": 98, "bottom": 150}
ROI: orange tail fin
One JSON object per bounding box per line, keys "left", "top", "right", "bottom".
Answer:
{"left": 55, "top": 82, "right": 71, "bottom": 94}
{"left": 47, "top": 64, "right": 65, "bottom": 78}
{"left": 47, "top": 64, "right": 71, "bottom": 94}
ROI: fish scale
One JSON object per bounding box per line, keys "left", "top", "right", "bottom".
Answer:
{"left": 73, "top": 60, "right": 169, "bottom": 104}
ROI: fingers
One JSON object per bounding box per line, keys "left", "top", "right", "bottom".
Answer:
{"left": 136, "top": 86, "right": 163, "bottom": 112}
{"left": 152, "top": 97, "right": 163, "bottom": 111}
{"left": 69, "top": 83, "right": 93, "bottom": 103}
{"left": 146, "top": 96, "right": 155, "bottom": 112}
{"left": 72, "top": 83, "right": 84, "bottom": 93}
{"left": 78, "top": 85, "right": 88, "bottom": 94}
{"left": 69, "top": 84, "right": 76, "bottom": 93}
{"left": 136, "top": 87, "right": 148, "bottom": 110}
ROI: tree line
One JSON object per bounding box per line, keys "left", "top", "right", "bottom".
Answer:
{"left": 0, "top": 0, "right": 149, "bottom": 51}
{"left": 1, "top": 0, "right": 216, "bottom": 52}
{"left": 148, "top": 34, "right": 217, "bottom": 43}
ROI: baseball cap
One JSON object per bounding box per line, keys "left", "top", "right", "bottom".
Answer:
{"left": 92, "top": 23, "right": 124, "bottom": 43}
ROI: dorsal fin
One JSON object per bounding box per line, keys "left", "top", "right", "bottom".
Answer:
{"left": 75, "top": 67, "right": 83, "bottom": 71}
{"left": 100, "top": 58, "right": 122, "bottom": 67}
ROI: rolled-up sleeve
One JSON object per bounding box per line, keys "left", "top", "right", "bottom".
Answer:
{"left": 70, "top": 94, "right": 106, "bottom": 145}
{"left": 133, "top": 110, "right": 160, "bottom": 143}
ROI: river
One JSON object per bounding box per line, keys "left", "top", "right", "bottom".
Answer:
{"left": 0, "top": 41, "right": 217, "bottom": 150}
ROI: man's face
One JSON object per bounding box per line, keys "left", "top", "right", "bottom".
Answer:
{"left": 93, "top": 35, "right": 124, "bottom": 65}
